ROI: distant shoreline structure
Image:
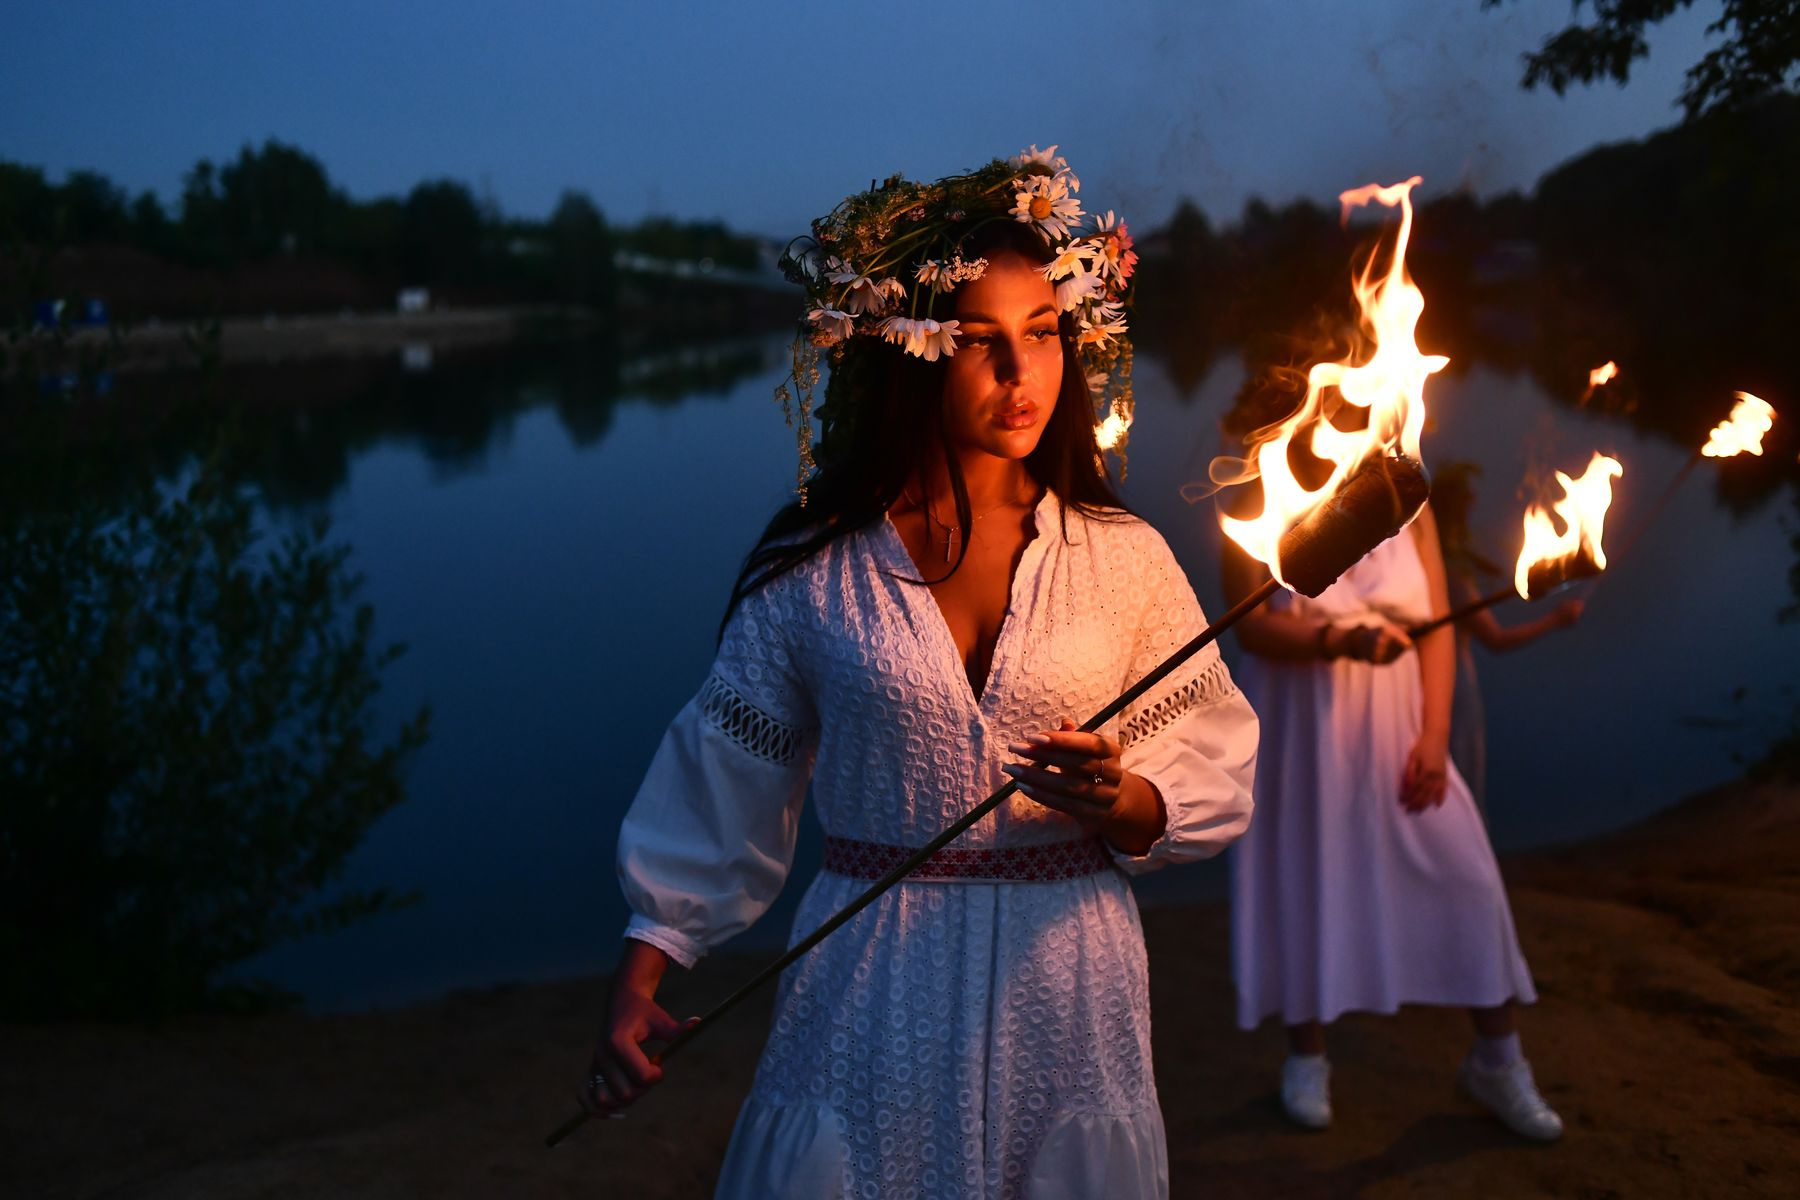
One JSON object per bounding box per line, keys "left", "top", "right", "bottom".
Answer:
{"left": 59, "top": 305, "right": 593, "bottom": 370}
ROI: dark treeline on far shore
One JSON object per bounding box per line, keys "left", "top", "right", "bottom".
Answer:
{"left": 4, "top": 105, "right": 1797, "bottom": 510}
{"left": 0, "top": 138, "right": 781, "bottom": 325}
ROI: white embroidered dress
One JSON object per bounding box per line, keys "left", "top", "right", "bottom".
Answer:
{"left": 617, "top": 490, "right": 1258, "bottom": 1200}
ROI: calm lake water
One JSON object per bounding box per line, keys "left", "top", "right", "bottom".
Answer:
{"left": 220, "top": 335, "right": 1797, "bottom": 1012}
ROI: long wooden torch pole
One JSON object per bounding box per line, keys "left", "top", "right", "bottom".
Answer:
{"left": 544, "top": 575, "right": 1282, "bottom": 1148}
{"left": 1405, "top": 585, "right": 1516, "bottom": 639}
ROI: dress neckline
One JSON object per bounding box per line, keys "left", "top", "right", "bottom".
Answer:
{"left": 876, "top": 488, "right": 1058, "bottom": 710}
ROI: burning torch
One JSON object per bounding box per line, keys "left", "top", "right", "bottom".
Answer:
{"left": 1407, "top": 452, "right": 1623, "bottom": 639}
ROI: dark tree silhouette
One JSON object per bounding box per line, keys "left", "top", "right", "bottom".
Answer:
{"left": 1486, "top": 0, "right": 1800, "bottom": 118}
{"left": 0, "top": 321, "right": 431, "bottom": 1019}
{"left": 216, "top": 139, "right": 344, "bottom": 258}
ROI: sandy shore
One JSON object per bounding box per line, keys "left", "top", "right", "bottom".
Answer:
{"left": 4, "top": 777, "right": 1796, "bottom": 1199}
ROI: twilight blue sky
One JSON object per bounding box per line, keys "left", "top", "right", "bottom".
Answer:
{"left": 2, "top": 1, "right": 1715, "bottom": 236}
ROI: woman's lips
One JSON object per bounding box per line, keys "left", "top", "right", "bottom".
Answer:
{"left": 996, "top": 404, "right": 1037, "bottom": 430}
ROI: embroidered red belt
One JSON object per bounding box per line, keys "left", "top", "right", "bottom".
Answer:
{"left": 822, "top": 836, "right": 1112, "bottom": 883}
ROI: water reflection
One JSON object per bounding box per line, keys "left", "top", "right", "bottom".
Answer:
{"left": 27, "top": 334, "right": 782, "bottom": 514}
{"left": 8, "top": 311, "right": 1794, "bottom": 1013}
{"left": 0, "top": 408, "right": 429, "bottom": 1019}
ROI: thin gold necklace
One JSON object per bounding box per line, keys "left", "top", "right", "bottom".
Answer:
{"left": 906, "top": 488, "right": 1022, "bottom": 563}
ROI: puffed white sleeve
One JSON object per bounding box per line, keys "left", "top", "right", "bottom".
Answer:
{"left": 615, "top": 570, "right": 820, "bottom": 968}
{"left": 1110, "top": 529, "right": 1259, "bottom": 874}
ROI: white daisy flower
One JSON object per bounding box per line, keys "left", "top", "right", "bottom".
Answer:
{"left": 1040, "top": 241, "right": 1096, "bottom": 282}
{"left": 806, "top": 306, "right": 856, "bottom": 344}
{"left": 1089, "top": 211, "right": 1138, "bottom": 285}
{"left": 1078, "top": 302, "right": 1128, "bottom": 346}
{"left": 1009, "top": 143, "right": 1069, "bottom": 174}
{"left": 879, "top": 315, "right": 925, "bottom": 352}
{"left": 1010, "top": 175, "right": 1083, "bottom": 241}
{"left": 1053, "top": 271, "right": 1104, "bottom": 313}
{"left": 920, "top": 318, "right": 960, "bottom": 361}
{"left": 915, "top": 260, "right": 957, "bottom": 293}
{"left": 880, "top": 316, "right": 960, "bottom": 361}
{"left": 833, "top": 271, "right": 901, "bottom": 316}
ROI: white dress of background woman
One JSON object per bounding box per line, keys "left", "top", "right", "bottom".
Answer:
{"left": 1229, "top": 515, "right": 1562, "bottom": 1141}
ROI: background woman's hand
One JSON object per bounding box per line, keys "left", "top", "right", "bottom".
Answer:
{"left": 581, "top": 941, "right": 694, "bottom": 1118}
{"left": 1399, "top": 734, "right": 1450, "bottom": 813}
{"left": 1341, "top": 618, "right": 1412, "bottom": 664}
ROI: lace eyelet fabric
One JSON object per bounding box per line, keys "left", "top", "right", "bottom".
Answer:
{"left": 699, "top": 672, "right": 809, "bottom": 766}
{"left": 618, "top": 492, "right": 1259, "bottom": 1198}
{"left": 1118, "top": 657, "right": 1237, "bottom": 750}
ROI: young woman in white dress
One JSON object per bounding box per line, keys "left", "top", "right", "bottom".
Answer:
{"left": 1224, "top": 454, "right": 1565, "bottom": 1141}
{"left": 582, "top": 153, "right": 1259, "bottom": 1198}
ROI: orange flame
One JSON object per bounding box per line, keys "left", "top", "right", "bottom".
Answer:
{"left": 1514, "top": 453, "right": 1622, "bottom": 599}
{"left": 1578, "top": 361, "right": 1618, "bottom": 406}
{"left": 1095, "top": 400, "right": 1132, "bottom": 451}
{"left": 1701, "top": 392, "right": 1775, "bottom": 458}
{"left": 1218, "top": 177, "right": 1448, "bottom": 587}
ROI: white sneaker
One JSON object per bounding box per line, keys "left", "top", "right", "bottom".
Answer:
{"left": 1458, "top": 1055, "right": 1564, "bottom": 1141}
{"left": 1280, "top": 1054, "right": 1332, "bottom": 1129}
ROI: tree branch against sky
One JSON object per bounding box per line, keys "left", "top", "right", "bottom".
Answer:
{"left": 1488, "top": 0, "right": 1800, "bottom": 118}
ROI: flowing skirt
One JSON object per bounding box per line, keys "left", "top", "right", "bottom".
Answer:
{"left": 715, "top": 869, "right": 1168, "bottom": 1199}
{"left": 1231, "top": 651, "right": 1536, "bottom": 1029}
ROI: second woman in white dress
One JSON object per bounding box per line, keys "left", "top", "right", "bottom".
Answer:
{"left": 1226, "top": 502, "right": 1563, "bottom": 1142}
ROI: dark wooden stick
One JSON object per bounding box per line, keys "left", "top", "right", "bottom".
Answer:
{"left": 1612, "top": 452, "right": 1700, "bottom": 565}
{"left": 544, "top": 575, "right": 1283, "bottom": 1148}
{"left": 1405, "top": 585, "right": 1516, "bottom": 639}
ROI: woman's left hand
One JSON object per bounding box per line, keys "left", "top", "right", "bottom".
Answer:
{"left": 1399, "top": 734, "right": 1450, "bottom": 813}
{"left": 1003, "top": 718, "right": 1126, "bottom": 833}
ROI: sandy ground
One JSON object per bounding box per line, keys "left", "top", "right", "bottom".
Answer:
{"left": 3, "top": 777, "right": 1796, "bottom": 1199}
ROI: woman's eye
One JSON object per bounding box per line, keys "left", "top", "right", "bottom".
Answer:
{"left": 1028, "top": 327, "right": 1057, "bottom": 341}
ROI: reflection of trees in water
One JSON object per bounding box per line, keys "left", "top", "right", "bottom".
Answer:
{"left": 7, "top": 332, "right": 782, "bottom": 513}
{"left": 0, "top": 380, "right": 431, "bottom": 1018}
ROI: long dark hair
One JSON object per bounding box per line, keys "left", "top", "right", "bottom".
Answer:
{"left": 721, "top": 221, "right": 1133, "bottom": 635}
{"left": 1428, "top": 460, "right": 1504, "bottom": 579}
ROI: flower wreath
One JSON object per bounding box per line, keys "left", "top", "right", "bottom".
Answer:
{"left": 775, "top": 145, "right": 1138, "bottom": 500}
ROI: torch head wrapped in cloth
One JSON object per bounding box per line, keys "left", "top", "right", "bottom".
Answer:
{"left": 1277, "top": 453, "right": 1431, "bottom": 597}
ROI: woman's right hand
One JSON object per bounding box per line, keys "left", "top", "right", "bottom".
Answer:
{"left": 1331, "top": 619, "right": 1412, "bottom": 664}
{"left": 1553, "top": 598, "right": 1585, "bottom": 629}
{"left": 582, "top": 940, "right": 693, "bottom": 1117}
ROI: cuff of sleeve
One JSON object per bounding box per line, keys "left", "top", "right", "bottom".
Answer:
{"left": 623, "top": 915, "right": 704, "bottom": 970}
{"left": 1109, "top": 751, "right": 1253, "bottom": 876}
{"left": 1106, "top": 772, "right": 1177, "bottom": 875}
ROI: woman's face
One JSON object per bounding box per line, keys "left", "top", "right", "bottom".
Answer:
{"left": 940, "top": 249, "right": 1063, "bottom": 461}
